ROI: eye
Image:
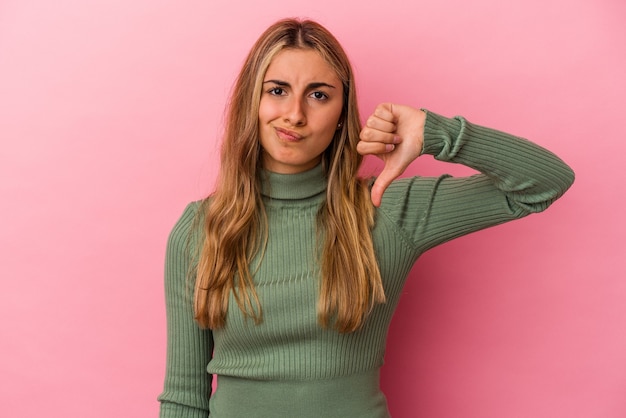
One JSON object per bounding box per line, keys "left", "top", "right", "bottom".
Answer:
{"left": 310, "top": 91, "right": 328, "bottom": 101}
{"left": 268, "top": 87, "right": 285, "bottom": 96}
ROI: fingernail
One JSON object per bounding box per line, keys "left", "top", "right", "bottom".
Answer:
{"left": 393, "top": 135, "right": 402, "bottom": 144}
{"left": 385, "top": 144, "right": 395, "bottom": 152}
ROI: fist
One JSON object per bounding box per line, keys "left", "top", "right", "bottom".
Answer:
{"left": 358, "top": 103, "right": 426, "bottom": 206}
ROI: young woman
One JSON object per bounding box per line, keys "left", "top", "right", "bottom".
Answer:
{"left": 158, "top": 18, "right": 574, "bottom": 418}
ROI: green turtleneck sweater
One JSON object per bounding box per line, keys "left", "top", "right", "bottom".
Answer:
{"left": 158, "top": 111, "right": 574, "bottom": 418}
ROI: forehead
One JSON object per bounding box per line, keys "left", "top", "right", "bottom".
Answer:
{"left": 264, "top": 48, "right": 341, "bottom": 84}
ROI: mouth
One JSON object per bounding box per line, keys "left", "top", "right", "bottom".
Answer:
{"left": 274, "top": 127, "right": 304, "bottom": 142}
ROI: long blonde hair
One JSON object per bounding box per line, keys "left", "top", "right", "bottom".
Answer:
{"left": 194, "top": 18, "right": 385, "bottom": 333}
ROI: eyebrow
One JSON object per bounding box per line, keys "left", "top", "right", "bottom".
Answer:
{"left": 263, "top": 79, "right": 336, "bottom": 89}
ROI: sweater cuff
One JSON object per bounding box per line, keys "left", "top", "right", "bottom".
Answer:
{"left": 421, "top": 109, "right": 464, "bottom": 162}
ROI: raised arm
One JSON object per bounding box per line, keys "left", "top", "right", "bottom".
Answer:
{"left": 359, "top": 104, "right": 575, "bottom": 252}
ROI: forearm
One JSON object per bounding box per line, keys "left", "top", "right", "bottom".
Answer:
{"left": 421, "top": 110, "right": 575, "bottom": 214}
{"left": 378, "top": 111, "right": 575, "bottom": 253}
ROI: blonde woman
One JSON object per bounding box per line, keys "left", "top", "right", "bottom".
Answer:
{"left": 158, "top": 18, "right": 574, "bottom": 418}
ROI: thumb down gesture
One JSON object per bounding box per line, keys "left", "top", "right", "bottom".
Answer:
{"left": 357, "top": 103, "right": 426, "bottom": 207}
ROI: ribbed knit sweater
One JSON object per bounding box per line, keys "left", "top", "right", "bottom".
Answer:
{"left": 158, "top": 111, "right": 575, "bottom": 417}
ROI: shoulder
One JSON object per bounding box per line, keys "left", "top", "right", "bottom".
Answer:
{"left": 374, "top": 175, "right": 455, "bottom": 231}
{"left": 170, "top": 200, "right": 203, "bottom": 232}
{"left": 166, "top": 200, "right": 205, "bottom": 256}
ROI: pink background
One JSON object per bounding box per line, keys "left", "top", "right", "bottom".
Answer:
{"left": 1, "top": 0, "right": 624, "bottom": 417}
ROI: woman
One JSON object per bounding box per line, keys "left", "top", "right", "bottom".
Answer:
{"left": 158, "top": 18, "right": 574, "bottom": 418}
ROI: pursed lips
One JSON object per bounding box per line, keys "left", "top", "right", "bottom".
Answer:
{"left": 274, "top": 126, "right": 304, "bottom": 142}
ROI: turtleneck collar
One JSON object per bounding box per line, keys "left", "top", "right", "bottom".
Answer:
{"left": 260, "top": 164, "right": 327, "bottom": 200}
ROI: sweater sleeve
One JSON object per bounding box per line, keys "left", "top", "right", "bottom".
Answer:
{"left": 378, "top": 111, "right": 575, "bottom": 254}
{"left": 158, "top": 202, "right": 213, "bottom": 417}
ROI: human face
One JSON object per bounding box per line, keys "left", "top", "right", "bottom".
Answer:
{"left": 258, "top": 48, "right": 344, "bottom": 174}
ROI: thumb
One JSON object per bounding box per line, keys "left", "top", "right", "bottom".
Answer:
{"left": 371, "top": 165, "right": 403, "bottom": 207}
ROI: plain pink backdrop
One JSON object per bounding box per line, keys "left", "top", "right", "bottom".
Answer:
{"left": 1, "top": 1, "right": 624, "bottom": 417}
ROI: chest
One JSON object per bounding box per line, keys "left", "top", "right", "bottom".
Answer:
{"left": 251, "top": 205, "right": 320, "bottom": 285}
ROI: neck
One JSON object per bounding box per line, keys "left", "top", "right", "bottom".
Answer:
{"left": 260, "top": 164, "right": 327, "bottom": 200}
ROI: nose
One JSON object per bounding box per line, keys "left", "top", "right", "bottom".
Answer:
{"left": 284, "top": 98, "right": 306, "bottom": 127}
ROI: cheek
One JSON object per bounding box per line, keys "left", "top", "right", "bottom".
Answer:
{"left": 258, "top": 99, "right": 279, "bottom": 124}
{"left": 319, "top": 106, "right": 343, "bottom": 135}
{"left": 316, "top": 121, "right": 338, "bottom": 150}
